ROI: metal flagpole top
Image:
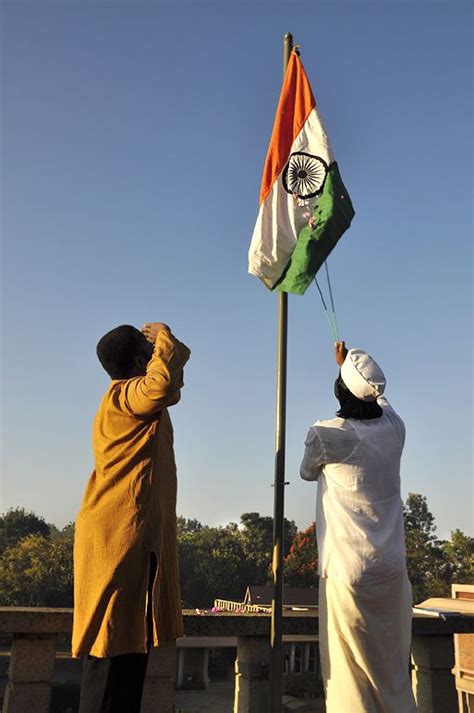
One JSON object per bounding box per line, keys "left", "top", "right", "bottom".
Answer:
{"left": 283, "top": 32, "right": 293, "bottom": 68}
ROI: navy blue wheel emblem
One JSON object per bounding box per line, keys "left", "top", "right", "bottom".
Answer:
{"left": 282, "top": 152, "right": 328, "bottom": 199}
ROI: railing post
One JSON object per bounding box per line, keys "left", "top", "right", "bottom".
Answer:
{"left": 175, "top": 646, "right": 209, "bottom": 690}
{"left": 234, "top": 635, "right": 271, "bottom": 713}
{"left": 411, "top": 634, "right": 457, "bottom": 713}
{"left": 141, "top": 641, "right": 176, "bottom": 713}
{"left": 2, "top": 633, "right": 57, "bottom": 713}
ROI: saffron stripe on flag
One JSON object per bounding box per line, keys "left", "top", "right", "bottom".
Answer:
{"left": 260, "top": 52, "right": 316, "bottom": 205}
{"left": 249, "top": 51, "right": 354, "bottom": 295}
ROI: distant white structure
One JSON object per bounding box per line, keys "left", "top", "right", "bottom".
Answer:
{"left": 215, "top": 585, "right": 318, "bottom": 614}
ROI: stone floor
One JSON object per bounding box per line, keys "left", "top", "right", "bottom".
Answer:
{"left": 174, "top": 682, "right": 325, "bottom": 713}
{"left": 175, "top": 681, "right": 233, "bottom": 713}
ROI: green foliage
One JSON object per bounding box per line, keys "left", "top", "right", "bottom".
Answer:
{"left": 0, "top": 500, "right": 471, "bottom": 610}
{"left": 442, "top": 529, "right": 474, "bottom": 585}
{"left": 404, "top": 493, "right": 439, "bottom": 602}
{"left": 0, "top": 508, "right": 50, "bottom": 556}
{"left": 238, "top": 512, "right": 297, "bottom": 585}
{"left": 404, "top": 493, "right": 474, "bottom": 603}
{"left": 177, "top": 517, "right": 204, "bottom": 536}
{"left": 404, "top": 493, "right": 437, "bottom": 540}
{"left": 177, "top": 512, "right": 297, "bottom": 607}
{"left": 284, "top": 523, "right": 318, "bottom": 587}
{"left": 0, "top": 524, "right": 74, "bottom": 607}
{"left": 178, "top": 525, "right": 249, "bottom": 607}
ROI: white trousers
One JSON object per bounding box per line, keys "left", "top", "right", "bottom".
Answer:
{"left": 319, "top": 572, "right": 418, "bottom": 713}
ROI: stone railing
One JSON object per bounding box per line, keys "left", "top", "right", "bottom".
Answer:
{"left": 0, "top": 607, "right": 473, "bottom": 713}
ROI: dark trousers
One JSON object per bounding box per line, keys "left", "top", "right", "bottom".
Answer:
{"left": 78, "top": 553, "right": 157, "bottom": 713}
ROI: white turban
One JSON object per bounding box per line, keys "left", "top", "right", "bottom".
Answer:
{"left": 340, "top": 349, "right": 386, "bottom": 402}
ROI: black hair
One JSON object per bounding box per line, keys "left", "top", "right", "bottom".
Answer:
{"left": 334, "top": 373, "right": 383, "bottom": 420}
{"left": 96, "top": 325, "right": 149, "bottom": 379}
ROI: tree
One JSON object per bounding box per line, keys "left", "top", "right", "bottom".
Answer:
{"left": 284, "top": 523, "right": 318, "bottom": 587}
{"left": 2, "top": 499, "right": 469, "bottom": 613}
{"left": 0, "top": 508, "right": 50, "bottom": 556}
{"left": 0, "top": 524, "right": 74, "bottom": 607}
{"left": 403, "top": 493, "right": 474, "bottom": 602}
{"left": 178, "top": 525, "right": 249, "bottom": 607}
{"left": 238, "top": 512, "right": 297, "bottom": 585}
{"left": 177, "top": 517, "right": 204, "bottom": 536}
{"left": 424, "top": 542, "right": 452, "bottom": 598}
{"left": 442, "top": 529, "right": 474, "bottom": 585}
{"left": 404, "top": 493, "right": 441, "bottom": 602}
{"left": 404, "top": 493, "right": 437, "bottom": 542}
{"left": 176, "top": 512, "right": 298, "bottom": 607}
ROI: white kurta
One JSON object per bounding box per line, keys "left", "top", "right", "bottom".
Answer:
{"left": 300, "top": 397, "right": 417, "bottom": 713}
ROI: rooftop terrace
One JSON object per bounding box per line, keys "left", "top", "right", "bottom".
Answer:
{"left": 1, "top": 604, "right": 473, "bottom": 713}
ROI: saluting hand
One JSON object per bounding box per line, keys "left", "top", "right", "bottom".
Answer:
{"left": 141, "top": 322, "right": 170, "bottom": 344}
{"left": 335, "top": 341, "right": 348, "bottom": 366}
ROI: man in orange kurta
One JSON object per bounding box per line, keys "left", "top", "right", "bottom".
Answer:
{"left": 72, "top": 322, "right": 190, "bottom": 713}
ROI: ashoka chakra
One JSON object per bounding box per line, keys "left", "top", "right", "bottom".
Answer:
{"left": 282, "top": 152, "right": 328, "bottom": 199}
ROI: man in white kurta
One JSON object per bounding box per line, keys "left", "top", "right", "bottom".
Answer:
{"left": 300, "top": 342, "right": 417, "bottom": 713}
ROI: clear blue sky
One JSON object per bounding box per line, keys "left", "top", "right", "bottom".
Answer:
{"left": 1, "top": 1, "right": 472, "bottom": 539}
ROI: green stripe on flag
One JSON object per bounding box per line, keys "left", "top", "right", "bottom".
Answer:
{"left": 273, "top": 162, "right": 355, "bottom": 295}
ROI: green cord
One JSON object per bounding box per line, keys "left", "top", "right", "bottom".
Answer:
{"left": 314, "top": 262, "right": 340, "bottom": 342}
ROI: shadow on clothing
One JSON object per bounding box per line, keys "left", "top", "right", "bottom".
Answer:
{"left": 78, "top": 552, "right": 157, "bottom": 713}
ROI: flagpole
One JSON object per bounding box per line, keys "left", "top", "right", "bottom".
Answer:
{"left": 270, "top": 30, "right": 293, "bottom": 713}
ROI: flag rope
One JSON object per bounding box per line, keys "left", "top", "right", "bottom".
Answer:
{"left": 324, "top": 260, "right": 336, "bottom": 314}
{"left": 314, "top": 260, "right": 340, "bottom": 342}
{"left": 313, "top": 274, "right": 329, "bottom": 311}
{"left": 324, "top": 260, "right": 340, "bottom": 341}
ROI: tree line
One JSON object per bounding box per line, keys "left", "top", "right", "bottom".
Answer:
{"left": 0, "top": 494, "right": 472, "bottom": 608}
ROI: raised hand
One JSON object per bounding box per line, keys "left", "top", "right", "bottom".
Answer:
{"left": 141, "top": 322, "right": 170, "bottom": 344}
{"left": 334, "top": 341, "right": 348, "bottom": 366}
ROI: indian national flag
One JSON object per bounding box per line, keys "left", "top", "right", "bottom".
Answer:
{"left": 248, "top": 51, "right": 355, "bottom": 295}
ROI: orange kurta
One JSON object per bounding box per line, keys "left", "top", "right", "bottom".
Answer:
{"left": 72, "top": 329, "right": 190, "bottom": 658}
